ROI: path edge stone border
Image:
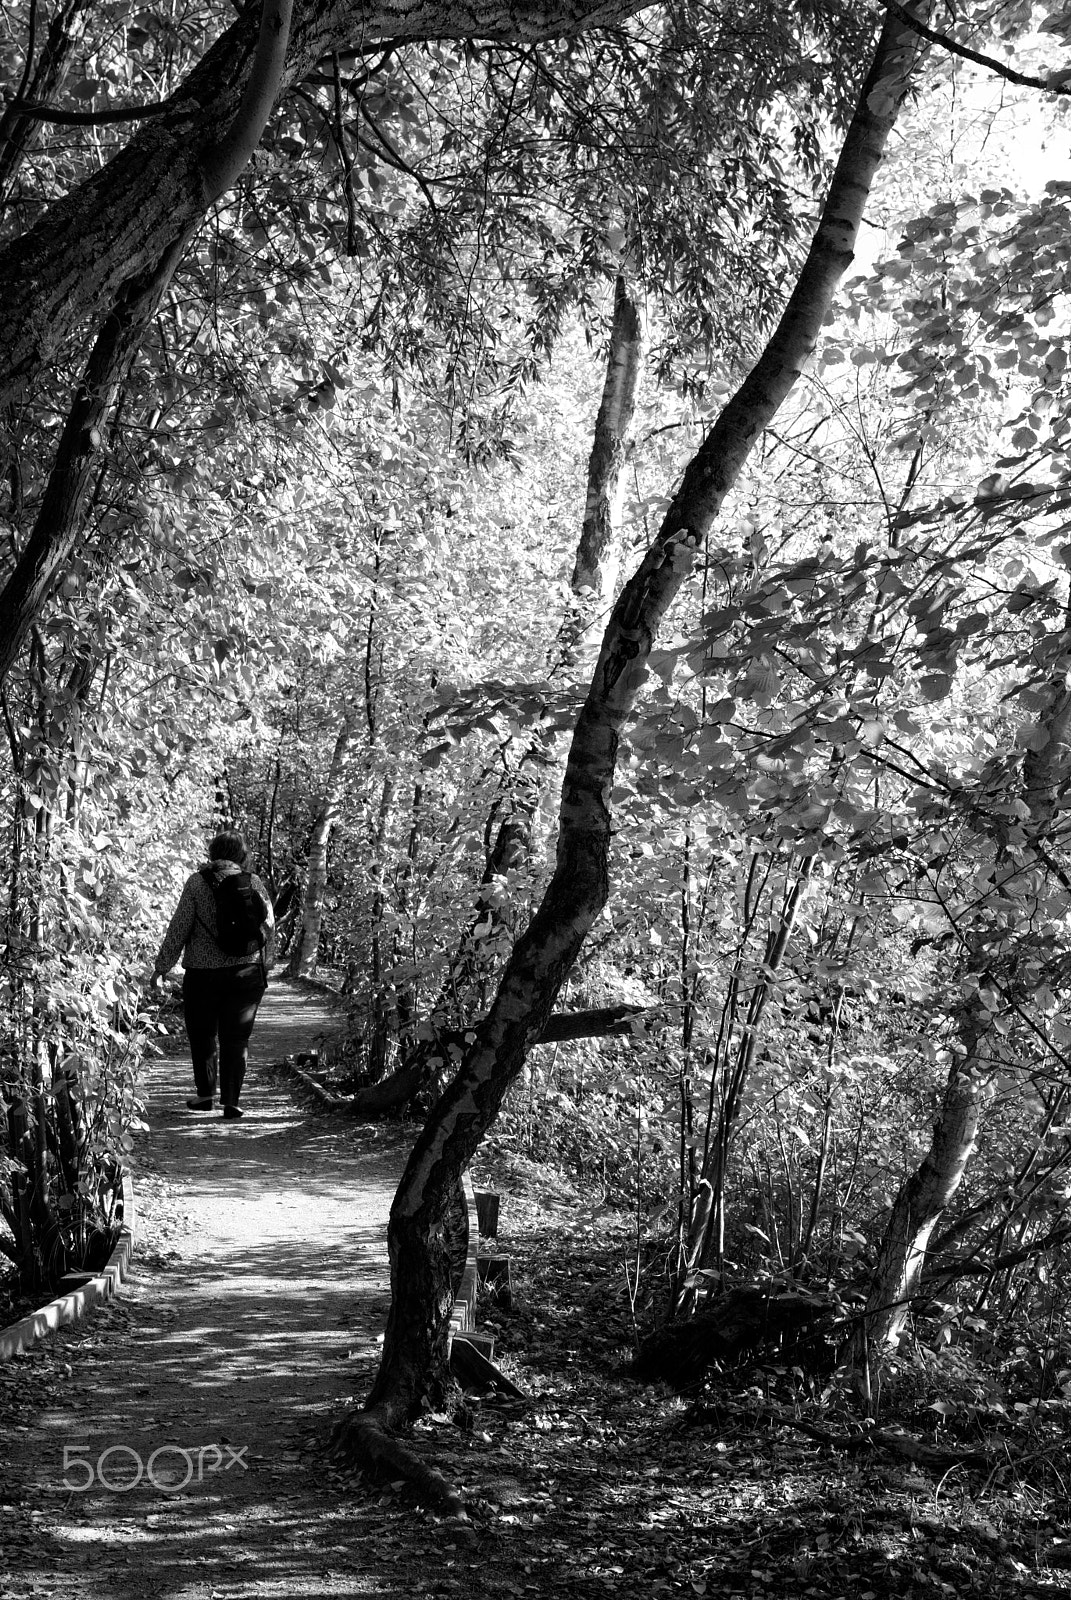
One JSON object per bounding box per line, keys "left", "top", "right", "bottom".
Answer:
{"left": 0, "top": 1170, "right": 136, "bottom": 1363}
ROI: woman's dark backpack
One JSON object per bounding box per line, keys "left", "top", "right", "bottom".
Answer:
{"left": 201, "top": 868, "right": 268, "bottom": 957}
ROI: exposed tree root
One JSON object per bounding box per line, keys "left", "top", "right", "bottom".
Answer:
{"left": 778, "top": 1413, "right": 994, "bottom": 1471}
{"left": 684, "top": 1399, "right": 999, "bottom": 1472}
{"left": 328, "top": 1404, "right": 468, "bottom": 1517}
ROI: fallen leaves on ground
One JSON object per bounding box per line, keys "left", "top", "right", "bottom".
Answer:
{"left": 316, "top": 1151, "right": 1071, "bottom": 1599}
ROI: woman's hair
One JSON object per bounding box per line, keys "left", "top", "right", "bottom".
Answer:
{"left": 208, "top": 830, "right": 248, "bottom": 866}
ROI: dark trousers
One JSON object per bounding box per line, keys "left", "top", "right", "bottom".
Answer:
{"left": 182, "top": 965, "right": 266, "bottom": 1107}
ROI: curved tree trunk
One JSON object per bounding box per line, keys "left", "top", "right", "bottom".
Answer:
{"left": 329, "top": 8, "right": 930, "bottom": 1449}
{"left": 0, "top": 0, "right": 295, "bottom": 688}
{"left": 0, "top": 1, "right": 640, "bottom": 413}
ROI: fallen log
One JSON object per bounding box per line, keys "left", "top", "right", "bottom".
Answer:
{"left": 778, "top": 1413, "right": 994, "bottom": 1471}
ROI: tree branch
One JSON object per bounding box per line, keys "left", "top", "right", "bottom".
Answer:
{"left": 201, "top": 0, "right": 294, "bottom": 202}
{"left": 355, "top": 98, "right": 440, "bottom": 211}
{"left": 8, "top": 96, "right": 173, "bottom": 125}
{"left": 538, "top": 1003, "right": 653, "bottom": 1042}
{"left": 0, "top": 1, "right": 648, "bottom": 409}
{"left": 882, "top": 0, "right": 1071, "bottom": 94}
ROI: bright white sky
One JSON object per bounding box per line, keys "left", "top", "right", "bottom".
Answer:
{"left": 851, "top": 50, "right": 1070, "bottom": 275}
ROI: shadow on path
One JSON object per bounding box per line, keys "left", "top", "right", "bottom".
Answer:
{"left": 0, "top": 979, "right": 416, "bottom": 1600}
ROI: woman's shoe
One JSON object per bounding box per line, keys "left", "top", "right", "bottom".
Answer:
{"left": 222, "top": 1104, "right": 244, "bottom": 1120}
{"left": 186, "top": 1096, "right": 215, "bottom": 1110}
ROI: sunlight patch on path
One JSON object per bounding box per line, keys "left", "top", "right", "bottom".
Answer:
{"left": 0, "top": 980, "right": 413, "bottom": 1599}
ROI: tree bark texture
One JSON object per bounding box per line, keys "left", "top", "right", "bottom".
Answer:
{"left": 561, "top": 272, "right": 645, "bottom": 667}
{"left": 0, "top": 0, "right": 94, "bottom": 209}
{"left": 338, "top": 9, "right": 931, "bottom": 1438}
{"left": 0, "top": 0, "right": 641, "bottom": 410}
{"left": 0, "top": 0, "right": 295, "bottom": 687}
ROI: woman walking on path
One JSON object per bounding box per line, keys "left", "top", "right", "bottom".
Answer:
{"left": 151, "top": 830, "right": 275, "bottom": 1120}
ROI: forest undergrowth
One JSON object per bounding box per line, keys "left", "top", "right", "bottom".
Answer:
{"left": 303, "top": 1147, "right": 1071, "bottom": 1599}
{"left": 3, "top": 1095, "right": 1071, "bottom": 1596}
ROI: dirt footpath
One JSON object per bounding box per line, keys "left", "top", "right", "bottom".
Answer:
{"left": 0, "top": 978, "right": 413, "bottom": 1600}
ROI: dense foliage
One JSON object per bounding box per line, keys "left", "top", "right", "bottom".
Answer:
{"left": 3, "top": 0, "right": 1071, "bottom": 1438}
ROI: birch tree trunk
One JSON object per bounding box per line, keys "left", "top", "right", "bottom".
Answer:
{"left": 287, "top": 710, "right": 360, "bottom": 978}
{"left": 560, "top": 271, "right": 645, "bottom": 668}
{"left": 856, "top": 630, "right": 1071, "bottom": 1404}
{"left": 331, "top": 10, "right": 931, "bottom": 1450}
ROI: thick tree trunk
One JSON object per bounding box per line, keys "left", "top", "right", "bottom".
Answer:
{"left": 0, "top": 1, "right": 640, "bottom": 412}
{"left": 288, "top": 710, "right": 359, "bottom": 978}
{"left": 0, "top": 0, "right": 295, "bottom": 687}
{"left": 331, "top": 9, "right": 930, "bottom": 1446}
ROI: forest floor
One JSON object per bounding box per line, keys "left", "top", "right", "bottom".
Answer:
{"left": 2, "top": 979, "right": 1071, "bottom": 1599}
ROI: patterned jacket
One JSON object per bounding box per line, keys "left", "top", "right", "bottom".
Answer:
{"left": 154, "top": 860, "right": 276, "bottom": 974}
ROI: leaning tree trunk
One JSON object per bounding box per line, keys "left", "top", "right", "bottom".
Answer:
{"left": 856, "top": 623, "right": 1071, "bottom": 1405}
{"left": 0, "top": 0, "right": 294, "bottom": 688}
{"left": 856, "top": 1043, "right": 988, "bottom": 1407}
{"left": 329, "top": 9, "right": 932, "bottom": 1457}
{"left": 0, "top": 2, "right": 638, "bottom": 414}
{"left": 358, "top": 268, "right": 646, "bottom": 1113}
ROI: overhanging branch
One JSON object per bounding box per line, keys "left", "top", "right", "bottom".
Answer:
{"left": 9, "top": 96, "right": 173, "bottom": 124}
{"left": 881, "top": 0, "right": 1071, "bottom": 94}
